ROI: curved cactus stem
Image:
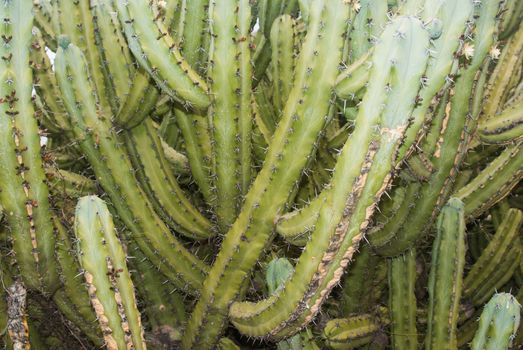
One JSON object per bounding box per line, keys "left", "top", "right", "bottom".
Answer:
{"left": 478, "top": 101, "right": 523, "bottom": 144}
{"left": 455, "top": 142, "right": 523, "bottom": 220}
{"left": 425, "top": 198, "right": 466, "bottom": 350}
{"left": 74, "top": 196, "right": 147, "bottom": 350}
{"left": 389, "top": 249, "right": 418, "bottom": 350}
{"left": 0, "top": 0, "right": 59, "bottom": 294}
{"left": 228, "top": 16, "right": 430, "bottom": 340}
{"left": 374, "top": 0, "right": 505, "bottom": 257}
{"left": 463, "top": 208, "right": 523, "bottom": 305}
{"left": 116, "top": 0, "right": 210, "bottom": 110}
{"left": 471, "top": 293, "right": 521, "bottom": 350}
{"left": 124, "top": 118, "right": 213, "bottom": 240}
{"left": 181, "top": 2, "right": 351, "bottom": 347}
{"left": 54, "top": 42, "right": 208, "bottom": 293}
{"left": 322, "top": 308, "right": 390, "bottom": 350}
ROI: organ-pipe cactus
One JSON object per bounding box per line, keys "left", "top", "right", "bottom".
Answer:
{"left": 0, "top": 0, "right": 522, "bottom": 348}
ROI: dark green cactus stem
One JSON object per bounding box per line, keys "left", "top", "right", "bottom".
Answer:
{"left": 228, "top": 15, "right": 430, "bottom": 340}
{"left": 463, "top": 208, "right": 523, "bottom": 305}
{"left": 0, "top": 0, "right": 59, "bottom": 294}
{"left": 123, "top": 118, "right": 214, "bottom": 240}
{"left": 182, "top": 2, "right": 351, "bottom": 347}
{"left": 471, "top": 293, "right": 521, "bottom": 350}
{"left": 54, "top": 42, "right": 208, "bottom": 293}
{"left": 478, "top": 101, "right": 523, "bottom": 144}
{"left": 207, "top": 0, "right": 253, "bottom": 231}
{"left": 425, "top": 198, "right": 466, "bottom": 350}
{"left": 116, "top": 0, "right": 210, "bottom": 110}
{"left": 389, "top": 249, "right": 418, "bottom": 350}
{"left": 373, "top": 0, "right": 504, "bottom": 256}
{"left": 500, "top": 0, "right": 523, "bottom": 40}
{"left": 126, "top": 243, "right": 185, "bottom": 347}
{"left": 323, "top": 309, "right": 390, "bottom": 350}
{"left": 45, "top": 167, "right": 97, "bottom": 198}
{"left": 455, "top": 142, "right": 523, "bottom": 220}
{"left": 340, "top": 244, "right": 388, "bottom": 316}
{"left": 74, "top": 195, "right": 146, "bottom": 350}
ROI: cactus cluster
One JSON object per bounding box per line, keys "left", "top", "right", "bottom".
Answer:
{"left": 0, "top": 0, "right": 522, "bottom": 349}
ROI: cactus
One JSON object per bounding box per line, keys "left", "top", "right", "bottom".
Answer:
{"left": 471, "top": 293, "right": 521, "bottom": 350}
{"left": 74, "top": 195, "right": 146, "bottom": 350}
{"left": 424, "top": 198, "right": 466, "bottom": 350}
{"left": 0, "top": 0, "right": 521, "bottom": 348}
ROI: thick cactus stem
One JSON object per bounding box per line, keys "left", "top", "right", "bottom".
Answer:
{"left": 74, "top": 196, "right": 146, "bottom": 350}
{"left": 471, "top": 293, "right": 521, "bottom": 350}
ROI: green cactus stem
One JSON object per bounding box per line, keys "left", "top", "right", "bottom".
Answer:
{"left": 471, "top": 293, "right": 521, "bottom": 350}
{"left": 478, "top": 101, "right": 523, "bottom": 144}
{"left": 463, "top": 208, "right": 523, "bottom": 305}
{"left": 54, "top": 41, "right": 208, "bottom": 293}
{"left": 182, "top": 2, "right": 351, "bottom": 347}
{"left": 424, "top": 198, "right": 466, "bottom": 350}
{"left": 0, "top": 0, "right": 59, "bottom": 293}
{"left": 228, "top": 15, "right": 430, "bottom": 341}
{"left": 323, "top": 309, "right": 390, "bottom": 350}
{"left": 389, "top": 249, "right": 418, "bottom": 350}
{"left": 74, "top": 195, "right": 146, "bottom": 350}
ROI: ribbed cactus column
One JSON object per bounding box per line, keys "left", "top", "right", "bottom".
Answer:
{"left": 0, "top": 0, "right": 58, "bottom": 294}
{"left": 74, "top": 196, "right": 146, "bottom": 350}
{"left": 182, "top": 1, "right": 351, "bottom": 347}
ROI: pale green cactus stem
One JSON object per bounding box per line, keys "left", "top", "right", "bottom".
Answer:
{"left": 471, "top": 293, "right": 521, "bottom": 350}
{"left": 455, "top": 142, "right": 523, "bottom": 220}
{"left": 463, "top": 208, "right": 523, "bottom": 306}
{"left": 176, "top": 0, "right": 210, "bottom": 74}
{"left": 349, "top": 0, "right": 387, "bottom": 63}
{"left": 30, "top": 27, "right": 69, "bottom": 132}
{"left": 207, "top": 0, "right": 253, "bottom": 231}
{"left": 54, "top": 41, "right": 208, "bottom": 293}
{"left": 123, "top": 118, "right": 214, "bottom": 239}
{"left": 478, "top": 101, "right": 523, "bottom": 144}
{"left": 279, "top": 0, "right": 474, "bottom": 245}
{"left": 116, "top": 0, "right": 210, "bottom": 110}
{"left": 0, "top": 0, "right": 59, "bottom": 294}
{"left": 323, "top": 308, "right": 390, "bottom": 350}
{"left": 372, "top": 0, "right": 504, "bottom": 256}
{"left": 425, "top": 198, "right": 466, "bottom": 350}
{"left": 182, "top": 2, "right": 351, "bottom": 347}
{"left": 228, "top": 16, "right": 430, "bottom": 340}
{"left": 54, "top": 0, "right": 111, "bottom": 114}
{"left": 271, "top": 15, "right": 298, "bottom": 114}
{"left": 74, "top": 196, "right": 146, "bottom": 350}
{"left": 32, "top": 0, "right": 56, "bottom": 51}
{"left": 389, "top": 249, "right": 418, "bottom": 350}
